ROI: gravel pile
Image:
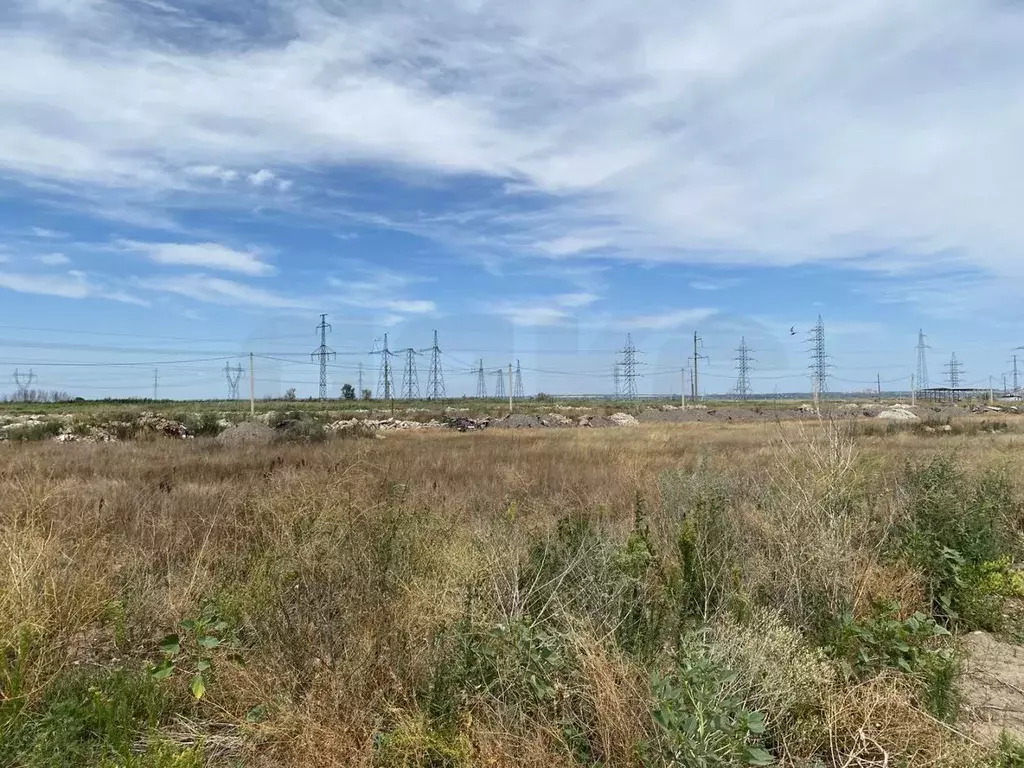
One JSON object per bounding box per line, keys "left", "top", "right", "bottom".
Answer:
{"left": 217, "top": 421, "right": 275, "bottom": 444}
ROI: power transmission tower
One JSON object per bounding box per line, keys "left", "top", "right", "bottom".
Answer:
{"left": 153, "top": 369, "right": 159, "bottom": 400}
{"left": 945, "top": 353, "right": 964, "bottom": 402}
{"left": 225, "top": 362, "right": 243, "bottom": 399}
{"left": 613, "top": 364, "right": 621, "bottom": 398}
{"left": 1011, "top": 351, "right": 1021, "bottom": 393}
{"left": 426, "top": 330, "right": 446, "bottom": 400}
{"left": 915, "top": 330, "right": 930, "bottom": 391}
{"left": 375, "top": 333, "right": 396, "bottom": 400}
{"left": 311, "top": 314, "right": 336, "bottom": 400}
{"left": 618, "top": 335, "right": 639, "bottom": 400}
{"left": 692, "top": 332, "right": 708, "bottom": 400}
{"left": 400, "top": 348, "right": 421, "bottom": 399}
{"left": 493, "top": 368, "right": 507, "bottom": 399}
{"left": 475, "top": 360, "right": 487, "bottom": 398}
{"left": 13, "top": 368, "right": 35, "bottom": 401}
{"left": 734, "top": 337, "right": 753, "bottom": 400}
{"left": 358, "top": 363, "right": 364, "bottom": 398}
{"left": 806, "top": 316, "right": 831, "bottom": 399}
{"left": 513, "top": 360, "right": 525, "bottom": 399}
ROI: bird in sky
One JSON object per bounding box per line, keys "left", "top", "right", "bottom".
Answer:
{"left": 790, "top": 326, "right": 797, "bottom": 336}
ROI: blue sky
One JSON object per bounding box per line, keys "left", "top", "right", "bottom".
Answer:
{"left": 1, "top": 0, "right": 1023, "bottom": 399}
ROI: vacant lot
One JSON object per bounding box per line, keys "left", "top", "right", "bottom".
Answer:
{"left": 4, "top": 417, "right": 1024, "bottom": 766}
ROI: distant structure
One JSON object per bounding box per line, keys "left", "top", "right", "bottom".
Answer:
{"left": 401, "top": 348, "right": 421, "bottom": 400}
{"left": 692, "top": 332, "right": 708, "bottom": 400}
{"left": 618, "top": 335, "right": 639, "bottom": 400}
{"left": 311, "top": 314, "right": 336, "bottom": 400}
{"left": 493, "top": 368, "right": 507, "bottom": 399}
{"left": 375, "top": 333, "right": 395, "bottom": 400}
{"left": 734, "top": 337, "right": 753, "bottom": 400}
{"left": 807, "top": 315, "right": 831, "bottom": 398}
{"left": 153, "top": 368, "right": 158, "bottom": 401}
{"left": 224, "top": 362, "right": 243, "bottom": 399}
{"left": 475, "top": 360, "right": 487, "bottom": 398}
{"left": 945, "top": 353, "right": 964, "bottom": 401}
{"left": 13, "top": 368, "right": 35, "bottom": 401}
{"left": 357, "top": 363, "right": 364, "bottom": 397}
{"left": 426, "top": 330, "right": 446, "bottom": 400}
{"left": 513, "top": 360, "right": 525, "bottom": 400}
{"left": 1012, "top": 351, "right": 1021, "bottom": 394}
{"left": 613, "top": 364, "right": 621, "bottom": 398}
{"left": 916, "top": 330, "right": 930, "bottom": 391}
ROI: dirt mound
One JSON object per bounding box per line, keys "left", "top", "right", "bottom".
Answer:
{"left": 217, "top": 421, "right": 274, "bottom": 444}
{"left": 962, "top": 630, "right": 1024, "bottom": 743}
{"left": 609, "top": 412, "right": 639, "bottom": 427}
{"left": 491, "top": 414, "right": 543, "bottom": 429}
{"left": 877, "top": 407, "right": 919, "bottom": 421}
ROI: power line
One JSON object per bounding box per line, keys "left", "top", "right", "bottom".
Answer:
{"left": 311, "top": 314, "right": 336, "bottom": 401}
{"left": 426, "top": 330, "right": 446, "bottom": 400}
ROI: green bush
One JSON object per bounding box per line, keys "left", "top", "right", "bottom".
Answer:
{"left": 644, "top": 644, "right": 774, "bottom": 767}
{"left": 374, "top": 711, "right": 472, "bottom": 768}
{"left": 4, "top": 420, "right": 63, "bottom": 441}
{"left": 0, "top": 667, "right": 179, "bottom": 767}
{"left": 828, "top": 603, "right": 958, "bottom": 720}
{"left": 896, "top": 457, "right": 1021, "bottom": 629}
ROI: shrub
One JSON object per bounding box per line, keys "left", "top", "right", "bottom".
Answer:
{"left": 828, "top": 603, "right": 958, "bottom": 720}
{"left": 374, "top": 711, "right": 472, "bottom": 768}
{"left": 896, "top": 457, "right": 1021, "bottom": 628}
{"left": 3, "top": 420, "right": 63, "bottom": 442}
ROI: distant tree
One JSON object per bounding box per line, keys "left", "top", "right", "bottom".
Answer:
{"left": 361, "top": 388, "right": 373, "bottom": 401}
{"left": 284, "top": 388, "right": 297, "bottom": 401}
{"left": 341, "top": 383, "right": 356, "bottom": 400}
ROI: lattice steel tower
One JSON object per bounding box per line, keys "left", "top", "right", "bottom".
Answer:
{"left": 376, "top": 333, "right": 395, "bottom": 400}
{"left": 618, "top": 335, "right": 639, "bottom": 400}
{"left": 493, "top": 368, "right": 507, "bottom": 399}
{"left": 916, "top": 330, "right": 930, "bottom": 391}
{"left": 13, "top": 368, "right": 35, "bottom": 401}
{"left": 945, "top": 353, "right": 964, "bottom": 401}
{"left": 613, "top": 364, "right": 620, "bottom": 398}
{"left": 311, "top": 314, "right": 336, "bottom": 400}
{"left": 513, "top": 360, "right": 525, "bottom": 399}
{"left": 426, "top": 330, "right": 445, "bottom": 400}
{"left": 807, "top": 316, "right": 831, "bottom": 397}
{"left": 734, "top": 337, "right": 753, "bottom": 400}
{"left": 475, "top": 360, "right": 487, "bottom": 398}
{"left": 401, "top": 348, "right": 421, "bottom": 400}
{"left": 224, "top": 362, "right": 243, "bottom": 399}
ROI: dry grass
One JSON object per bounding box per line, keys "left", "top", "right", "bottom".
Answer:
{"left": 2, "top": 419, "right": 1023, "bottom": 766}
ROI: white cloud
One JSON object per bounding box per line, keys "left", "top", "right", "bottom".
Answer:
{"left": 30, "top": 227, "right": 64, "bottom": 238}
{"left": 0, "top": 269, "right": 146, "bottom": 305}
{"left": 327, "top": 266, "right": 436, "bottom": 315}
{"left": 487, "top": 292, "right": 600, "bottom": 326}
{"left": 277, "top": 179, "right": 293, "bottom": 192}
{"left": 1, "top": 0, "right": 1023, "bottom": 283}
{"left": 119, "top": 240, "right": 274, "bottom": 276}
{"left": 185, "top": 164, "right": 238, "bottom": 182}
{"left": 37, "top": 253, "right": 70, "bottom": 265}
{"left": 248, "top": 169, "right": 276, "bottom": 187}
{"left": 136, "top": 273, "right": 309, "bottom": 308}
{"left": 620, "top": 308, "right": 718, "bottom": 331}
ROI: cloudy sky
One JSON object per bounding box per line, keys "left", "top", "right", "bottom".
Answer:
{"left": 1, "top": 0, "right": 1022, "bottom": 398}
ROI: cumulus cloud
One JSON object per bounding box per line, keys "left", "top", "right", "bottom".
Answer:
{"left": 119, "top": 240, "right": 274, "bottom": 276}
{"left": 1, "top": 0, "right": 1023, "bottom": 281}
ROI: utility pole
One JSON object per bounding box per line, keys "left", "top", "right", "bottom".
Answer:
{"left": 249, "top": 353, "right": 255, "bottom": 416}
{"left": 619, "top": 335, "right": 639, "bottom": 401}
{"left": 153, "top": 368, "right": 158, "bottom": 401}
{"left": 681, "top": 368, "right": 686, "bottom": 408}
{"left": 734, "top": 337, "right": 753, "bottom": 400}
{"left": 508, "top": 364, "right": 513, "bottom": 415}
{"left": 401, "top": 348, "right": 421, "bottom": 400}
{"left": 311, "top": 314, "right": 336, "bottom": 401}
{"left": 375, "top": 333, "right": 395, "bottom": 400}
{"left": 990, "top": 376, "right": 994, "bottom": 405}
{"left": 945, "top": 353, "right": 964, "bottom": 403}
{"left": 877, "top": 373, "right": 882, "bottom": 400}
{"left": 806, "top": 316, "right": 831, "bottom": 403}
{"left": 426, "top": 330, "right": 446, "bottom": 400}
{"left": 475, "top": 360, "right": 487, "bottom": 399}
{"left": 1012, "top": 352, "right": 1021, "bottom": 393}
{"left": 916, "top": 330, "right": 930, "bottom": 391}
{"left": 493, "top": 367, "right": 507, "bottom": 400}
{"left": 358, "top": 363, "right": 363, "bottom": 398}
{"left": 513, "top": 360, "right": 525, "bottom": 400}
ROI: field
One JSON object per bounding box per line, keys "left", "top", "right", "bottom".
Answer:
{"left": 4, "top": 412, "right": 1024, "bottom": 766}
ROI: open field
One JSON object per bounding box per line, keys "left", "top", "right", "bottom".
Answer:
{"left": 5, "top": 418, "right": 1024, "bottom": 766}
